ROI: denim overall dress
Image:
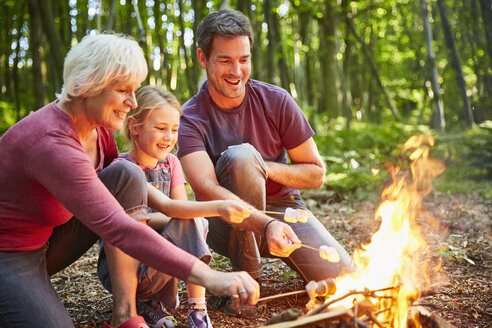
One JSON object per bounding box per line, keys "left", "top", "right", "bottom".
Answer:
{"left": 97, "top": 154, "right": 211, "bottom": 307}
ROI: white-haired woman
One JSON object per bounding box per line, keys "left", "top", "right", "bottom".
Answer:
{"left": 0, "top": 34, "right": 259, "bottom": 328}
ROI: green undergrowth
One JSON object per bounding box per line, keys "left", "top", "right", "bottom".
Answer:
{"left": 314, "top": 118, "right": 492, "bottom": 200}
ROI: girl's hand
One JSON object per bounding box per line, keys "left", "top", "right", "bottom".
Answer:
{"left": 264, "top": 220, "right": 301, "bottom": 257}
{"left": 188, "top": 261, "right": 260, "bottom": 306}
{"left": 217, "top": 200, "right": 254, "bottom": 224}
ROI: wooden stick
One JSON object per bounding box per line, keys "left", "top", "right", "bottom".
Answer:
{"left": 259, "top": 210, "right": 285, "bottom": 215}
{"left": 299, "top": 244, "right": 319, "bottom": 251}
{"left": 258, "top": 290, "right": 307, "bottom": 302}
{"left": 260, "top": 308, "right": 350, "bottom": 327}
{"left": 306, "top": 286, "right": 399, "bottom": 317}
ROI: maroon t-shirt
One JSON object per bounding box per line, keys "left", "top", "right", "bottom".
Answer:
{"left": 177, "top": 79, "right": 314, "bottom": 200}
{"left": 0, "top": 101, "right": 196, "bottom": 281}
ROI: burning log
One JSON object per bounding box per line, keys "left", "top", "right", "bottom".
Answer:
{"left": 306, "top": 286, "right": 400, "bottom": 317}
{"left": 260, "top": 299, "right": 455, "bottom": 328}
{"left": 260, "top": 308, "right": 350, "bottom": 327}
{"left": 408, "top": 306, "right": 456, "bottom": 328}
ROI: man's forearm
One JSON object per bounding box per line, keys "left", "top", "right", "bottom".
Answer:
{"left": 265, "top": 161, "right": 326, "bottom": 189}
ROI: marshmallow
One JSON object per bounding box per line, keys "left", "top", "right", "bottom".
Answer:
{"left": 319, "top": 245, "right": 340, "bottom": 262}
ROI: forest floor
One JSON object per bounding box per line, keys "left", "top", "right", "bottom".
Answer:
{"left": 51, "top": 190, "right": 491, "bottom": 328}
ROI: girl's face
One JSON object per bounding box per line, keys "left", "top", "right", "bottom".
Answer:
{"left": 131, "top": 104, "right": 180, "bottom": 168}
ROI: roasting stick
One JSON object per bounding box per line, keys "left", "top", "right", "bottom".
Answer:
{"left": 299, "top": 243, "right": 319, "bottom": 251}
{"left": 259, "top": 210, "right": 285, "bottom": 215}
{"left": 258, "top": 279, "right": 337, "bottom": 302}
{"left": 260, "top": 209, "right": 340, "bottom": 261}
{"left": 258, "top": 290, "right": 307, "bottom": 302}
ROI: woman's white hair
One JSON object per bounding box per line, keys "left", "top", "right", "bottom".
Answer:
{"left": 57, "top": 33, "right": 148, "bottom": 102}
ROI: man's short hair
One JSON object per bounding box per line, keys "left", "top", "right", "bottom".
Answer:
{"left": 57, "top": 33, "right": 147, "bottom": 102}
{"left": 197, "top": 9, "right": 254, "bottom": 59}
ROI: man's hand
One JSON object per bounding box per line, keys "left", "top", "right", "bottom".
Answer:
{"left": 264, "top": 220, "right": 301, "bottom": 257}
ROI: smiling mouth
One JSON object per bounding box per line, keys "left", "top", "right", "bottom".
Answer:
{"left": 115, "top": 110, "right": 128, "bottom": 119}
{"left": 157, "top": 143, "right": 170, "bottom": 150}
{"left": 224, "top": 78, "right": 240, "bottom": 85}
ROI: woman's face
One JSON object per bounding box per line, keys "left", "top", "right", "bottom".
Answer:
{"left": 132, "top": 104, "right": 180, "bottom": 168}
{"left": 84, "top": 81, "right": 140, "bottom": 131}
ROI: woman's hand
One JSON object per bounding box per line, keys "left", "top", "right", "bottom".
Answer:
{"left": 216, "top": 200, "right": 254, "bottom": 224}
{"left": 264, "top": 220, "right": 301, "bottom": 257}
{"left": 188, "top": 261, "right": 260, "bottom": 306}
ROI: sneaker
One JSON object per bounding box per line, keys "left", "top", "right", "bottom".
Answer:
{"left": 103, "top": 316, "right": 150, "bottom": 328}
{"left": 208, "top": 295, "right": 258, "bottom": 319}
{"left": 136, "top": 300, "right": 178, "bottom": 328}
{"left": 187, "top": 309, "right": 213, "bottom": 328}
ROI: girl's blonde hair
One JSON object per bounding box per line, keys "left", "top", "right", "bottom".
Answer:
{"left": 125, "top": 86, "right": 182, "bottom": 145}
{"left": 57, "top": 33, "right": 147, "bottom": 102}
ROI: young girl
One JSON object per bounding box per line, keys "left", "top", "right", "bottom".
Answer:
{"left": 98, "top": 86, "right": 250, "bottom": 328}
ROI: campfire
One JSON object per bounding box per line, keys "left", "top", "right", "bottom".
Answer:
{"left": 264, "top": 135, "right": 447, "bottom": 328}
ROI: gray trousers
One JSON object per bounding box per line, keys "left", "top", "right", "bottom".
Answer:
{"left": 206, "top": 144, "right": 356, "bottom": 282}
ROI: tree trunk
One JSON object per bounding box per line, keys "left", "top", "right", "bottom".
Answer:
{"left": 264, "top": 0, "right": 276, "bottom": 85}
{"left": 249, "top": 0, "right": 262, "bottom": 82}
{"left": 271, "top": 6, "right": 292, "bottom": 93}
{"left": 465, "top": 0, "right": 489, "bottom": 122}
{"left": 153, "top": 0, "right": 164, "bottom": 86}
{"left": 106, "top": 0, "right": 117, "bottom": 31}
{"left": 476, "top": 0, "right": 492, "bottom": 120}
{"left": 37, "top": 0, "right": 64, "bottom": 90}
{"left": 28, "top": 0, "right": 47, "bottom": 110}
{"left": 0, "top": 3, "right": 13, "bottom": 101}
{"left": 178, "top": 0, "right": 195, "bottom": 96}
{"left": 299, "top": 8, "right": 314, "bottom": 110}
{"left": 420, "top": 0, "right": 445, "bottom": 130}
{"left": 478, "top": 0, "right": 492, "bottom": 66}
{"left": 346, "top": 17, "right": 399, "bottom": 120}
{"left": 340, "top": 0, "right": 353, "bottom": 128}
{"left": 56, "top": 0, "right": 71, "bottom": 46}
{"left": 192, "top": 0, "right": 204, "bottom": 88}
{"left": 12, "top": 4, "right": 24, "bottom": 120}
{"left": 318, "top": 0, "right": 340, "bottom": 117}
{"left": 436, "top": 0, "right": 474, "bottom": 126}
{"left": 76, "top": 0, "right": 89, "bottom": 41}
{"left": 133, "top": 0, "right": 149, "bottom": 85}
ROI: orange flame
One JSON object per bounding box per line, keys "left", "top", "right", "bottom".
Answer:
{"left": 322, "top": 135, "right": 445, "bottom": 327}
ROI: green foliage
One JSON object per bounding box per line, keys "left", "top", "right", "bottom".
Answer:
{"left": 282, "top": 269, "right": 298, "bottom": 281}
{"left": 433, "top": 121, "right": 492, "bottom": 197}
{"left": 314, "top": 118, "right": 492, "bottom": 199}
{"left": 114, "top": 130, "right": 132, "bottom": 153}
{"left": 210, "top": 253, "right": 232, "bottom": 271}
{"left": 315, "top": 118, "right": 432, "bottom": 198}
{"left": 0, "top": 102, "right": 16, "bottom": 135}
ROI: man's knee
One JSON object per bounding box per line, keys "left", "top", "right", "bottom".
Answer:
{"left": 217, "top": 143, "right": 266, "bottom": 175}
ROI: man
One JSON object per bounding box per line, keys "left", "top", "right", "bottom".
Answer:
{"left": 178, "top": 9, "right": 355, "bottom": 287}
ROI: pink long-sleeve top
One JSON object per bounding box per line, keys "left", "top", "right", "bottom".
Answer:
{"left": 0, "top": 101, "right": 197, "bottom": 281}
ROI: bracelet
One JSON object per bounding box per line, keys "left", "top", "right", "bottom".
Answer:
{"left": 263, "top": 219, "right": 276, "bottom": 238}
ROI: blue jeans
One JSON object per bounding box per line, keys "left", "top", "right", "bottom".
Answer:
{"left": 0, "top": 160, "right": 147, "bottom": 327}
{"left": 206, "top": 144, "right": 356, "bottom": 282}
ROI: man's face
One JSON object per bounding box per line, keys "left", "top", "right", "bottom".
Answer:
{"left": 198, "top": 35, "right": 251, "bottom": 109}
